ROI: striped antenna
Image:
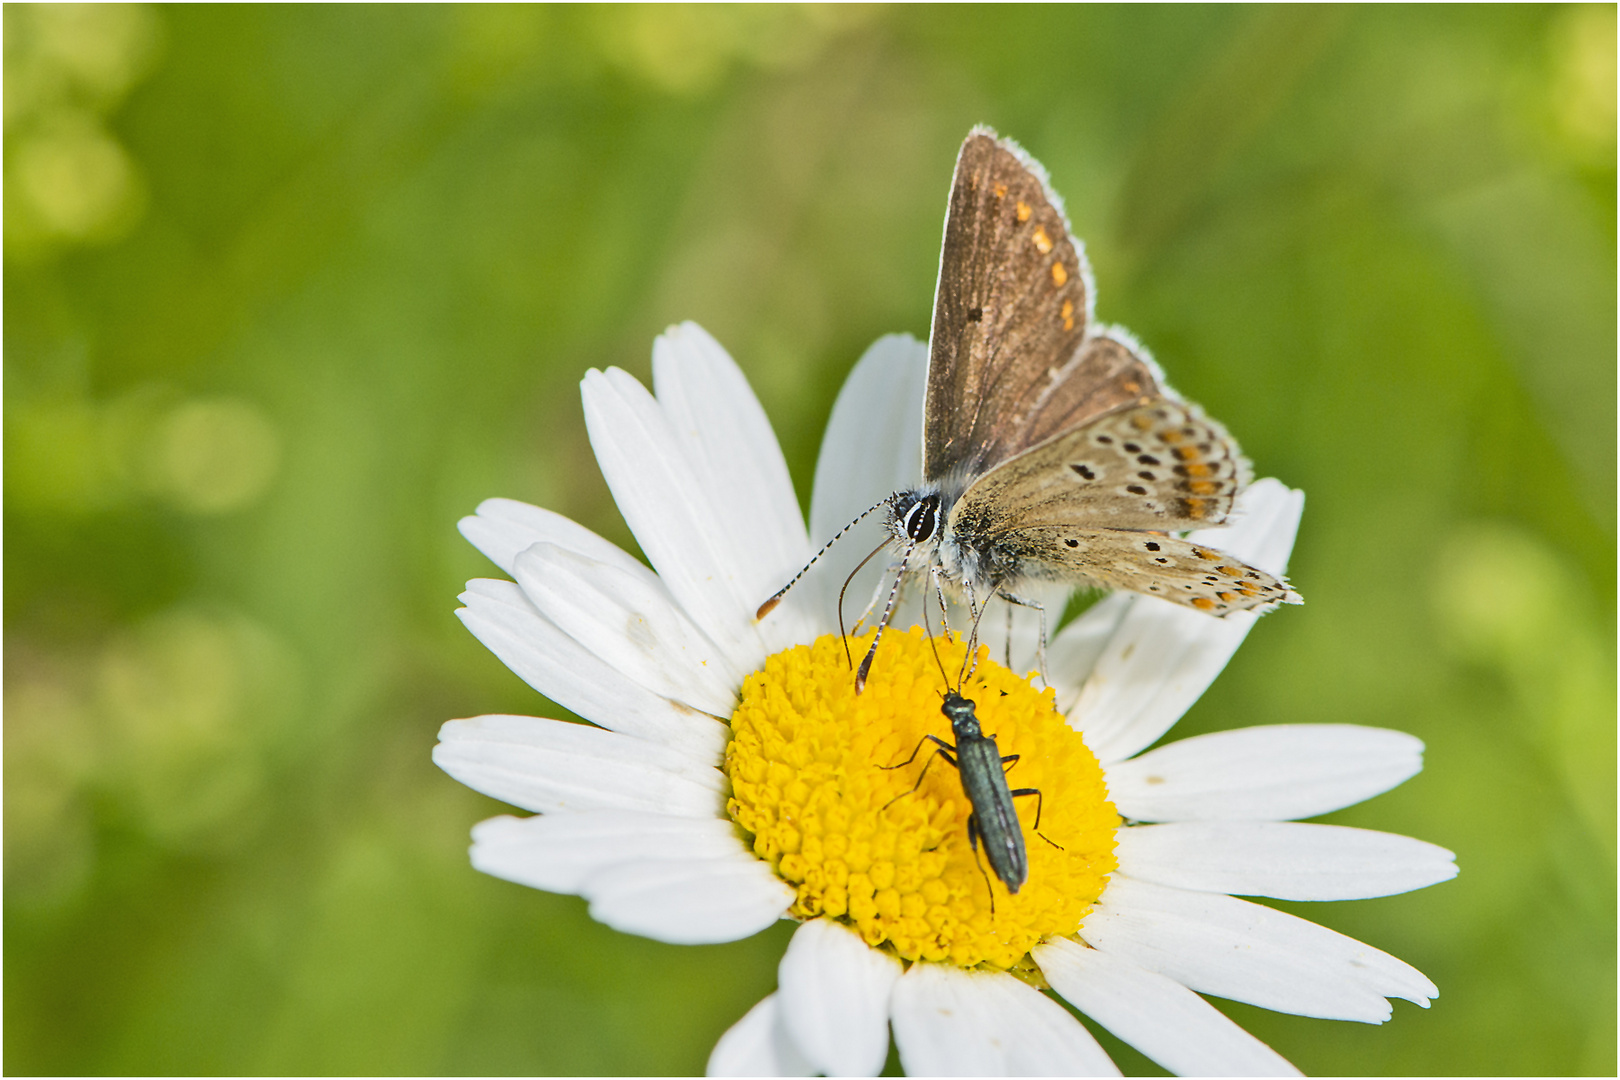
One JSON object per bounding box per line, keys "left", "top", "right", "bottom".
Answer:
{"left": 854, "top": 535, "right": 916, "bottom": 694}
{"left": 756, "top": 496, "right": 893, "bottom": 620}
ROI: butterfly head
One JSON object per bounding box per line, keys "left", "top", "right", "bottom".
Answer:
{"left": 890, "top": 489, "right": 943, "bottom": 548}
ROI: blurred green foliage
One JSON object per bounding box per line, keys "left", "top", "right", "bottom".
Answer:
{"left": 5, "top": 4, "right": 1614, "bottom": 1075}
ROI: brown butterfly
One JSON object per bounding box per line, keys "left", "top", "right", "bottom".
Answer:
{"left": 765, "top": 128, "right": 1300, "bottom": 687}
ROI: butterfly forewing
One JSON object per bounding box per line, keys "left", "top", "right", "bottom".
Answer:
{"left": 996, "top": 527, "right": 1297, "bottom": 615}
{"left": 925, "top": 130, "right": 1091, "bottom": 482}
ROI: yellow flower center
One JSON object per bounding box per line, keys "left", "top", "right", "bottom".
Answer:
{"left": 724, "top": 626, "right": 1119, "bottom": 970}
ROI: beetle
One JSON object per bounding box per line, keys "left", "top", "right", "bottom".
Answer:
{"left": 884, "top": 690, "right": 1060, "bottom": 897}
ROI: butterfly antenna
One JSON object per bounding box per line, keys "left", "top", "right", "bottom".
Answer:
{"left": 757, "top": 496, "right": 892, "bottom": 620}
{"left": 837, "top": 538, "right": 891, "bottom": 670}
{"left": 855, "top": 538, "right": 915, "bottom": 694}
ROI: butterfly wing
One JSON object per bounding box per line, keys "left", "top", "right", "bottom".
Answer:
{"left": 948, "top": 396, "right": 1252, "bottom": 539}
{"left": 924, "top": 129, "right": 1093, "bottom": 482}
{"left": 993, "top": 527, "right": 1300, "bottom": 616}
{"left": 1010, "top": 333, "right": 1165, "bottom": 455}
{"left": 917, "top": 127, "right": 1300, "bottom": 621}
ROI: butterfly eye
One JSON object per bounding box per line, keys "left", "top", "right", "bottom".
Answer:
{"left": 904, "top": 496, "right": 940, "bottom": 542}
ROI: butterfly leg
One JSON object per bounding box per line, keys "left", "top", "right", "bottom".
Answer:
{"left": 995, "top": 589, "right": 1049, "bottom": 686}
{"left": 929, "top": 565, "right": 955, "bottom": 643}
{"left": 847, "top": 560, "right": 891, "bottom": 632}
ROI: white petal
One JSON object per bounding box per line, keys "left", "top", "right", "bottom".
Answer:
{"left": 1114, "top": 822, "right": 1458, "bottom": 901}
{"left": 1106, "top": 724, "right": 1424, "bottom": 822}
{"left": 1049, "top": 593, "right": 1133, "bottom": 706}
{"left": 582, "top": 367, "right": 768, "bottom": 672}
{"left": 1067, "top": 599, "right": 1254, "bottom": 765}
{"left": 803, "top": 335, "right": 928, "bottom": 628}
{"left": 458, "top": 497, "right": 647, "bottom": 579}
{"left": 513, "top": 542, "right": 742, "bottom": 717}
{"left": 1035, "top": 937, "right": 1300, "bottom": 1077}
{"left": 891, "top": 963, "right": 1119, "bottom": 1076}
{"left": 1080, "top": 876, "right": 1438, "bottom": 1023}
{"left": 433, "top": 714, "right": 725, "bottom": 817}
{"left": 1067, "top": 481, "right": 1304, "bottom": 765}
{"left": 777, "top": 919, "right": 901, "bottom": 1077}
{"left": 582, "top": 857, "right": 794, "bottom": 945}
{"left": 458, "top": 579, "right": 728, "bottom": 762}
{"left": 652, "top": 323, "right": 817, "bottom": 649}
{"left": 468, "top": 810, "right": 750, "bottom": 894}
{"left": 810, "top": 334, "right": 928, "bottom": 541}
{"left": 707, "top": 994, "right": 816, "bottom": 1077}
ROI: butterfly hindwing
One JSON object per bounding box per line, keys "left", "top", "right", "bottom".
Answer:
{"left": 925, "top": 130, "right": 1091, "bottom": 481}
{"left": 1008, "top": 333, "right": 1164, "bottom": 458}
{"left": 1058, "top": 396, "right": 1251, "bottom": 526}
{"left": 994, "top": 527, "right": 1299, "bottom": 616}
{"left": 947, "top": 397, "right": 1251, "bottom": 540}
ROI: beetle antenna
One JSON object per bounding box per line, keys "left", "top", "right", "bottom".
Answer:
{"left": 958, "top": 585, "right": 994, "bottom": 687}
{"left": 921, "top": 576, "right": 955, "bottom": 692}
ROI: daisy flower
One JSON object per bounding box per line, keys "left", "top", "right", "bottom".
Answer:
{"left": 435, "top": 322, "right": 1456, "bottom": 1076}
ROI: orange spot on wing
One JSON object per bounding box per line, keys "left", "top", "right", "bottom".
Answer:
{"left": 1016, "top": 200, "right": 1032, "bottom": 222}
{"left": 993, "top": 182, "right": 1008, "bottom": 198}
{"left": 1123, "top": 381, "right": 1141, "bottom": 394}
{"left": 1216, "top": 565, "right": 1243, "bottom": 577}
{"left": 1159, "top": 429, "right": 1184, "bottom": 443}
{"left": 1060, "top": 300, "right": 1075, "bottom": 331}
{"left": 1191, "top": 597, "right": 1216, "bottom": 611}
{"left": 1184, "top": 462, "right": 1213, "bottom": 478}
{"left": 1194, "top": 547, "right": 1218, "bottom": 560}
{"left": 1130, "top": 414, "right": 1153, "bottom": 431}
{"left": 1032, "top": 227, "right": 1053, "bottom": 253}
{"left": 1173, "top": 445, "right": 1199, "bottom": 461}
{"left": 1050, "top": 261, "right": 1068, "bottom": 286}
{"left": 1188, "top": 480, "right": 1218, "bottom": 495}
{"left": 1216, "top": 591, "right": 1235, "bottom": 602}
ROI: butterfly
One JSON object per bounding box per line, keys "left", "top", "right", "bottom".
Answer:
{"left": 763, "top": 127, "right": 1300, "bottom": 688}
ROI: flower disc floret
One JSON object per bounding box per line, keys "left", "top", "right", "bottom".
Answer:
{"left": 725, "top": 627, "right": 1119, "bottom": 970}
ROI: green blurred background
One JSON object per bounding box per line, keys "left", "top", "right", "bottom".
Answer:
{"left": 5, "top": 4, "right": 1614, "bottom": 1075}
